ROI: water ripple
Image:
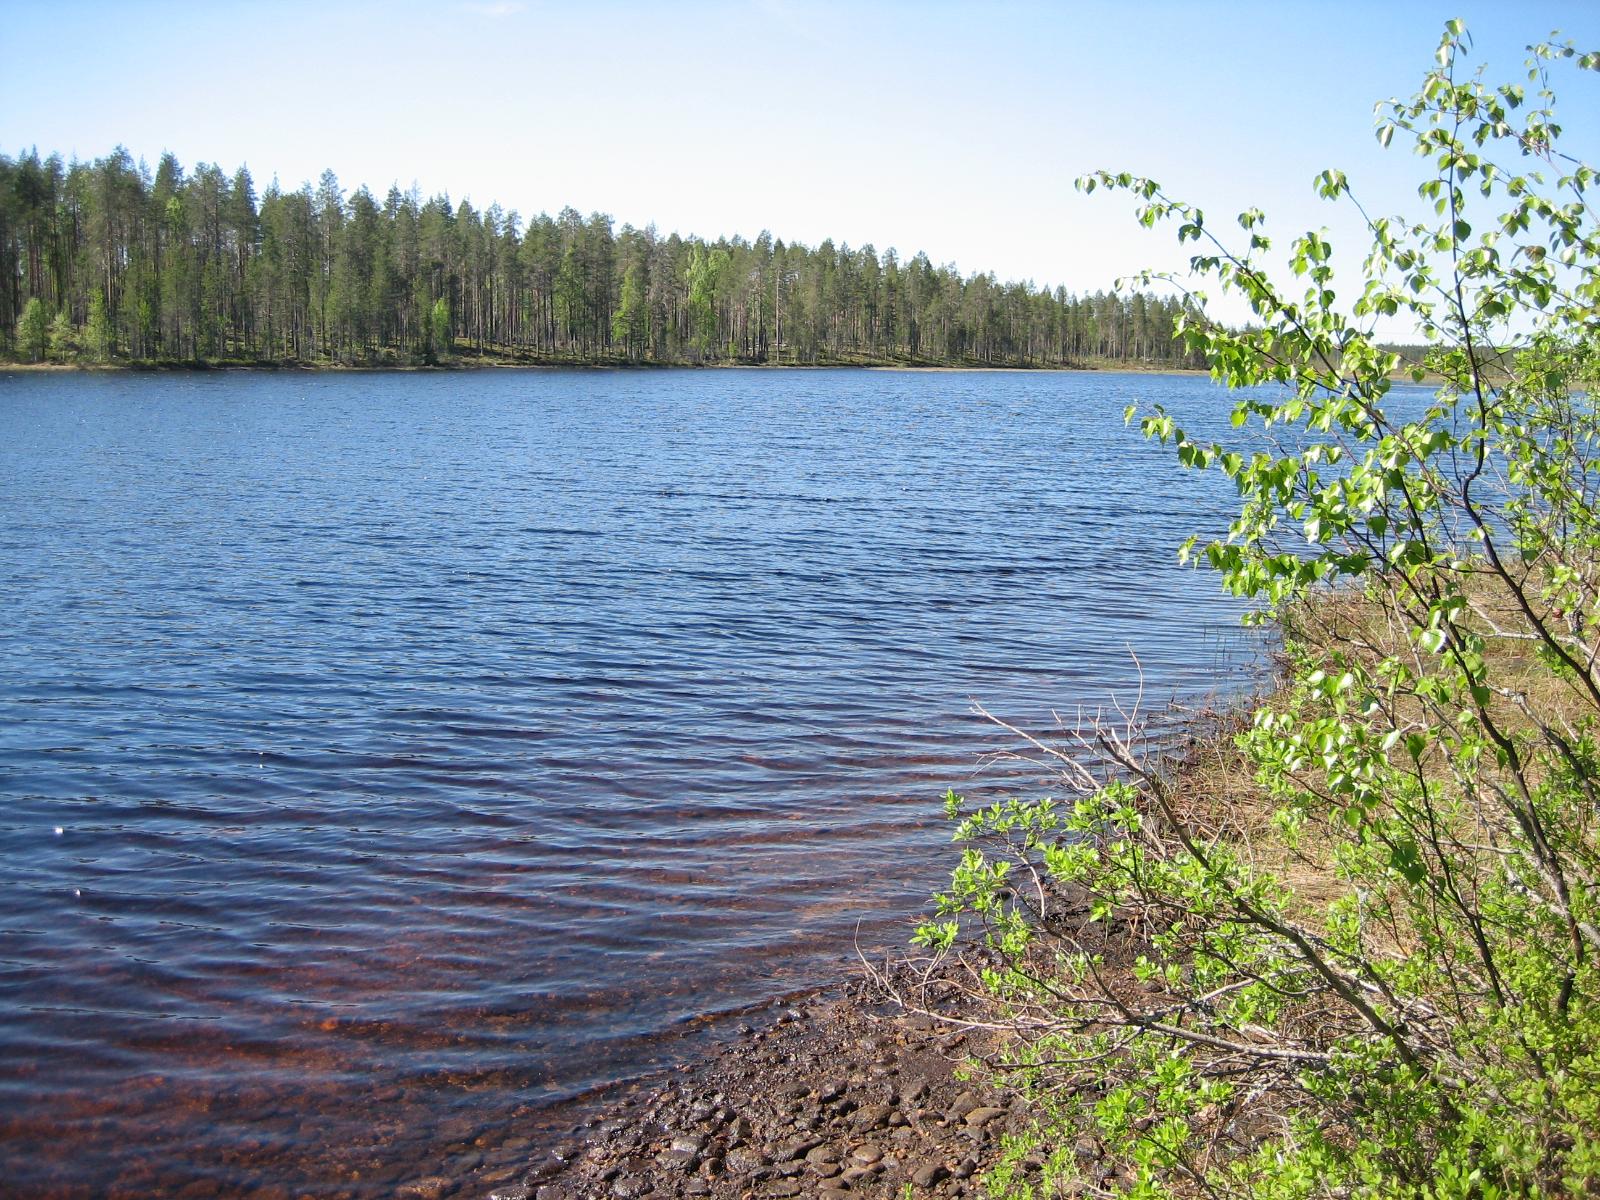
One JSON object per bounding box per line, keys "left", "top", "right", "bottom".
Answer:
{"left": 0, "top": 367, "right": 1286, "bottom": 1198}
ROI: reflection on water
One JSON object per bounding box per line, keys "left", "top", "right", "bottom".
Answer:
{"left": 0, "top": 367, "right": 1258, "bottom": 1197}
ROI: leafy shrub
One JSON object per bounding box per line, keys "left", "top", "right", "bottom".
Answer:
{"left": 916, "top": 25, "right": 1600, "bottom": 1199}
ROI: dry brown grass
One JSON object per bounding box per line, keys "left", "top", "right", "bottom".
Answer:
{"left": 1160, "top": 697, "right": 1356, "bottom": 920}
{"left": 1153, "top": 567, "right": 1599, "bottom": 931}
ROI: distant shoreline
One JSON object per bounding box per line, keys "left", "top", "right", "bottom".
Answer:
{"left": 3, "top": 359, "right": 1450, "bottom": 385}
{"left": 1, "top": 357, "right": 1211, "bottom": 378}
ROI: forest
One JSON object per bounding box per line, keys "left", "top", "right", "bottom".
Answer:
{"left": 0, "top": 146, "right": 1203, "bottom": 370}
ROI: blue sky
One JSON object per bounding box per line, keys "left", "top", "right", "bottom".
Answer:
{"left": 4, "top": 1, "right": 1597, "bottom": 335}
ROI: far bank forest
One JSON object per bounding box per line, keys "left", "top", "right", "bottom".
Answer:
{"left": 0, "top": 147, "right": 1203, "bottom": 371}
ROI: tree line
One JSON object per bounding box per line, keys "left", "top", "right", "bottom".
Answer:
{"left": 0, "top": 145, "right": 1204, "bottom": 369}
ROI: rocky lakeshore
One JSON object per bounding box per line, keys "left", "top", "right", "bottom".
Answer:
{"left": 458, "top": 979, "right": 1030, "bottom": 1200}
{"left": 410, "top": 878, "right": 1128, "bottom": 1200}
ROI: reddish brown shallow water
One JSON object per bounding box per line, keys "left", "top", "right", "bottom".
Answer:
{"left": 0, "top": 368, "right": 1263, "bottom": 1196}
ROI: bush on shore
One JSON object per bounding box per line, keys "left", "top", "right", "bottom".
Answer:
{"left": 917, "top": 26, "right": 1600, "bottom": 1199}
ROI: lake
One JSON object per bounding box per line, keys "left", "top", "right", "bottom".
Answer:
{"left": 0, "top": 367, "right": 1259, "bottom": 1198}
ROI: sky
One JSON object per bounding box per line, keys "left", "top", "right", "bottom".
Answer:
{"left": 4, "top": 1, "right": 1598, "bottom": 337}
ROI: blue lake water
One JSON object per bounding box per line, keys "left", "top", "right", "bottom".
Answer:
{"left": 0, "top": 367, "right": 1262, "bottom": 1197}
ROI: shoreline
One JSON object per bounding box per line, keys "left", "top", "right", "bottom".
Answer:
{"left": 448, "top": 952, "right": 1044, "bottom": 1200}
{"left": 451, "top": 697, "right": 1262, "bottom": 1200}
{"left": 1, "top": 359, "right": 1444, "bottom": 384}
{"left": 442, "top": 872, "right": 1144, "bottom": 1200}
{"left": 0, "top": 357, "right": 1210, "bottom": 378}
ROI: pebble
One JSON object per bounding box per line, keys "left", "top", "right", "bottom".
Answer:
{"left": 774, "top": 1136, "right": 821, "bottom": 1160}
{"left": 727, "top": 1147, "right": 767, "bottom": 1175}
{"left": 497, "top": 969, "right": 1054, "bottom": 1200}
{"left": 851, "top": 1103, "right": 895, "bottom": 1130}
{"left": 397, "top": 1177, "right": 453, "bottom": 1200}
{"left": 947, "top": 1091, "right": 981, "bottom": 1121}
{"left": 912, "top": 1161, "right": 952, "bottom": 1187}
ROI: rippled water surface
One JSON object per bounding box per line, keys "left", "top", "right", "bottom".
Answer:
{"left": 2, "top": 368, "right": 1260, "bottom": 1197}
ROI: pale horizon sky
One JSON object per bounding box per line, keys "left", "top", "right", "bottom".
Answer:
{"left": 4, "top": 1, "right": 1598, "bottom": 338}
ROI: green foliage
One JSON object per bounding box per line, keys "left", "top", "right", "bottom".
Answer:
{"left": 16, "top": 296, "right": 47, "bottom": 362}
{"left": 0, "top": 145, "right": 1199, "bottom": 369}
{"left": 85, "top": 290, "right": 111, "bottom": 363}
{"left": 47, "top": 308, "right": 77, "bottom": 362}
{"left": 611, "top": 261, "right": 646, "bottom": 359}
{"left": 926, "top": 26, "right": 1600, "bottom": 1199}
{"left": 429, "top": 296, "right": 452, "bottom": 362}
{"left": 684, "top": 243, "right": 728, "bottom": 359}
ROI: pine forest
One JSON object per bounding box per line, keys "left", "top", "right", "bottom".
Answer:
{"left": 0, "top": 147, "right": 1203, "bottom": 370}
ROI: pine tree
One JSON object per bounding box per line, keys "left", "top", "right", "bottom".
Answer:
{"left": 86, "top": 290, "right": 111, "bottom": 362}
{"left": 17, "top": 297, "right": 47, "bottom": 361}
{"left": 430, "top": 297, "right": 451, "bottom": 362}
{"left": 48, "top": 308, "right": 76, "bottom": 361}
